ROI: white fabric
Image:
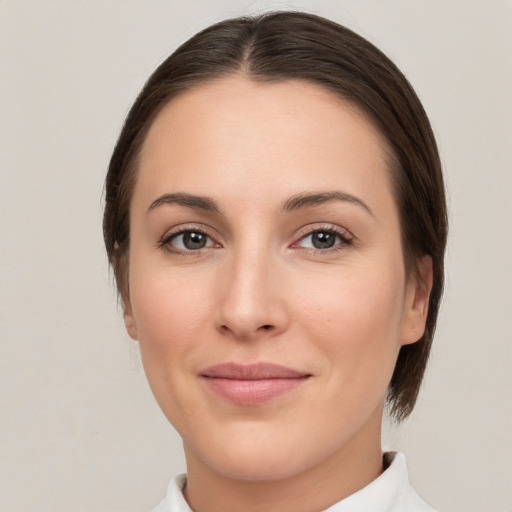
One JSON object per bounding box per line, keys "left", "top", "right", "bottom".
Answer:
{"left": 150, "top": 452, "right": 436, "bottom": 512}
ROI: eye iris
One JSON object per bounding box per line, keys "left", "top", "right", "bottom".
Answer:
{"left": 312, "top": 231, "right": 336, "bottom": 249}
{"left": 183, "top": 231, "right": 207, "bottom": 249}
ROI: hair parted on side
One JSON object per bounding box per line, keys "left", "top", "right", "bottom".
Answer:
{"left": 103, "top": 11, "right": 448, "bottom": 421}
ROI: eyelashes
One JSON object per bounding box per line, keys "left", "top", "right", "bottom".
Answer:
{"left": 158, "top": 224, "right": 353, "bottom": 256}
{"left": 157, "top": 224, "right": 219, "bottom": 255}
{"left": 292, "top": 228, "right": 352, "bottom": 251}
{"left": 164, "top": 230, "right": 215, "bottom": 251}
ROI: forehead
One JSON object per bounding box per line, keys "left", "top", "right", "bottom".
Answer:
{"left": 135, "top": 76, "right": 394, "bottom": 214}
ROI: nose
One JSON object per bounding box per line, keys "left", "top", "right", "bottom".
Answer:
{"left": 215, "top": 249, "right": 289, "bottom": 341}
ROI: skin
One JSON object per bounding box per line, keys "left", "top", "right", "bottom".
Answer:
{"left": 123, "top": 76, "right": 432, "bottom": 512}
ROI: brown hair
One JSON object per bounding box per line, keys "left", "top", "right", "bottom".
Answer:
{"left": 103, "top": 11, "right": 447, "bottom": 420}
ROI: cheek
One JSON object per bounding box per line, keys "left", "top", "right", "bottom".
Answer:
{"left": 298, "top": 260, "right": 404, "bottom": 325}
{"left": 127, "top": 267, "right": 216, "bottom": 425}
{"left": 131, "top": 271, "right": 209, "bottom": 348}
{"left": 293, "top": 261, "right": 406, "bottom": 382}
{"left": 128, "top": 261, "right": 215, "bottom": 393}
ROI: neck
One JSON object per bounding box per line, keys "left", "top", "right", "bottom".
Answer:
{"left": 183, "top": 415, "right": 383, "bottom": 512}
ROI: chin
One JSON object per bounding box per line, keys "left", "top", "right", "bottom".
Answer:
{"left": 183, "top": 419, "right": 357, "bottom": 484}
{"left": 203, "top": 445, "right": 317, "bottom": 482}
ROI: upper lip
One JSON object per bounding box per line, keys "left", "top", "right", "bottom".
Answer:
{"left": 200, "top": 362, "right": 310, "bottom": 380}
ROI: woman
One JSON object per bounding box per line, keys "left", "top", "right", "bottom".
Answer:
{"left": 103, "top": 11, "right": 447, "bottom": 512}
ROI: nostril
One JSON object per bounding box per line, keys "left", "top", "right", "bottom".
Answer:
{"left": 260, "top": 324, "right": 273, "bottom": 330}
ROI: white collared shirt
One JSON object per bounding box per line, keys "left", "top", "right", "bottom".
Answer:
{"left": 150, "top": 452, "right": 436, "bottom": 512}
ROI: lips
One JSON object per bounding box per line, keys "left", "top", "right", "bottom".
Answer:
{"left": 200, "top": 363, "right": 311, "bottom": 405}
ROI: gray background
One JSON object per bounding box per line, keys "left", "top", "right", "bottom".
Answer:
{"left": 1, "top": 1, "right": 511, "bottom": 511}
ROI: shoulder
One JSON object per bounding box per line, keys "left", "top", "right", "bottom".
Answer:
{"left": 399, "top": 484, "right": 437, "bottom": 512}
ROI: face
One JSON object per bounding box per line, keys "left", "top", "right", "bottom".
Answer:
{"left": 124, "top": 76, "right": 431, "bottom": 484}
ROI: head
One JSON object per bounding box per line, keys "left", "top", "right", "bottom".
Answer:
{"left": 104, "top": 12, "right": 447, "bottom": 424}
{"left": 103, "top": 21, "right": 448, "bottom": 503}
{"left": 104, "top": 13, "right": 447, "bottom": 493}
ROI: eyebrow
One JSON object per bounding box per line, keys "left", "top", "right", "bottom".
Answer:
{"left": 147, "top": 190, "right": 373, "bottom": 217}
{"left": 148, "top": 193, "right": 221, "bottom": 214}
{"left": 282, "top": 191, "right": 374, "bottom": 216}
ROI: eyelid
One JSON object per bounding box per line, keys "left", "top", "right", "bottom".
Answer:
{"left": 157, "top": 222, "right": 353, "bottom": 254}
{"left": 158, "top": 223, "right": 222, "bottom": 252}
{"left": 292, "top": 223, "right": 353, "bottom": 241}
{"left": 290, "top": 223, "right": 354, "bottom": 250}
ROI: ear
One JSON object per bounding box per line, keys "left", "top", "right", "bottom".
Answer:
{"left": 113, "top": 242, "right": 139, "bottom": 341}
{"left": 401, "top": 255, "right": 433, "bottom": 346}
{"left": 122, "top": 296, "right": 139, "bottom": 341}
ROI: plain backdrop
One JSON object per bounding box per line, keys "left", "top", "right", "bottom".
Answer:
{"left": 1, "top": 1, "right": 511, "bottom": 511}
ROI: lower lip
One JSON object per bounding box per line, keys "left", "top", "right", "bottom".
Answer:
{"left": 201, "top": 377, "right": 309, "bottom": 405}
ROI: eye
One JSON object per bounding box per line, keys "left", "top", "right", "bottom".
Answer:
{"left": 165, "top": 230, "right": 215, "bottom": 251}
{"left": 296, "top": 229, "right": 351, "bottom": 250}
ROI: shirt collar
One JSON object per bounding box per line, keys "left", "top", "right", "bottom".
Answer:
{"left": 324, "top": 452, "right": 410, "bottom": 511}
{"left": 159, "top": 452, "right": 416, "bottom": 512}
